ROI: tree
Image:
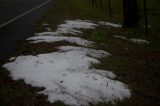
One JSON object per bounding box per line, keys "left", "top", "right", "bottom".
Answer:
{"left": 108, "top": 0, "right": 112, "bottom": 17}
{"left": 122, "top": 0, "right": 139, "bottom": 27}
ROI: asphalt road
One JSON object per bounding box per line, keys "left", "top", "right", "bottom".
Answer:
{"left": 0, "top": 0, "right": 53, "bottom": 57}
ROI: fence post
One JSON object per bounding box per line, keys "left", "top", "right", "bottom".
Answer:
{"left": 108, "top": 0, "right": 112, "bottom": 17}
{"left": 99, "top": 0, "right": 103, "bottom": 8}
{"left": 91, "top": 0, "right": 94, "bottom": 5}
{"left": 143, "top": 0, "right": 149, "bottom": 34}
{"left": 122, "top": 0, "right": 138, "bottom": 27}
{"left": 95, "top": 0, "right": 98, "bottom": 7}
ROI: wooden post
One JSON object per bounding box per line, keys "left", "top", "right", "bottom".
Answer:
{"left": 91, "top": 0, "right": 94, "bottom": 5}
{"left": 143, "top": 0, "right": 149, "bottom": 34}
{"left": 99, "top": 0, "right": 103, "bottom": 8}
{"left": 122, "top": 0, "right": 139, "bottom": 27}
{"left": 108, "top": 0, "right": 112, "bottom": 17}
{"left": 95, "top": 0, "right": 98, "bottom": 7}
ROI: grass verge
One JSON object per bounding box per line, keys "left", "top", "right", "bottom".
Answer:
{"left": 0, "top": 0, "right": 160, "bottom": 105}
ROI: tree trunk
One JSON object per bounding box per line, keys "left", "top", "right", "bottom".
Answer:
{"left": 122, "top": 0, "right": 139, "bottom": 27}
{"left": 108, "top": 0, "right": 112, "bottom": 17}
{"left": 99, "top": 0, "right": 103, "bottom": 8}
{"left": 91, "top": 0, "right": 94, "bottom": 5}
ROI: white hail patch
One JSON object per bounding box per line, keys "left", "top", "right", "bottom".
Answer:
{"left": 58, "top": 46, "right": 110, "bottom": 58}
{"left": 40, "top": 20, "right": 98, "bottom": 36}
{"left": 3, "top": 46, "right": 131, "bottom": 106}
{"left": 57, "top": 20, "right": 98, "bottom": 35}
{"left": 27, "top": 20, "right": 123, "bottom": 46}
{"left": 9, "top": 57, "right": 16, "bottom": 61}
{"left": 98, "top": 21, "right": 122, "bottom": 28}
{"left": 113, "top": 35, "right": 150, "bottom": 44}
{"left": 114, "top": 35, "right": 128, "bottom": 40}
{"left": 27, "top": 36, "right": 94, "bottom": 46}
{"left": 130, "top": 38, "right": 150, "bottom": 44}
{"left": 3, "top": 20, "right": 132, "bottom": 105}
{"left": 27, "top": 20, "right": 98, "bottom": 46}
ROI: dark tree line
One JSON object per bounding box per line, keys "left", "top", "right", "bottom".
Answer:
{"left": 90, "top": 0, "right": 103, "bottom": 8}
{"left": 122, "top": 0, "right": 148, "bottom": 33}
{"left": 122, "top": 0, "right": 139, "bottom": 27}
{"left": 89, "top": 0, "right": 148, "bottom": 33}
{"left": 89, "top": 0, "right": 112, "bottom": 17}
{"left": 89, "top": 0, "right": 139, "bottom": 28}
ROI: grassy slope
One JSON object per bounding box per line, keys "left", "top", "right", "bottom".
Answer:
{"left": 0, "top": 0, "right": 160, "bottom": 105}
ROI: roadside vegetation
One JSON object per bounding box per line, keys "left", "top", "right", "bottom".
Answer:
{"left": 0, "top": 0, "right": 160, "bottom": 105}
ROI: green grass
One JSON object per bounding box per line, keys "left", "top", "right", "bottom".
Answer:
{"left": 1, "top": 0, "right": 160, "bottom": 105}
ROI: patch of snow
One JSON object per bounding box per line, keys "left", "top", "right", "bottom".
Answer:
{"left": 113, "top": 35, "right": 127, "bottom": 40}
{"left": 9, "top": 57, "right": 16, "bottom": 61}
{"left": 27, "top": 36, "right": 94, "bottom": 46}
{"left": 58, "top": 46, "right": 110, "bottom": 58}
{"left": 27, "top": 20, "right": 98, "bottom": 46}
{"left": 33, "top": 20, "right": 98, "bottom": 38}
{"left": 3, "top": 20, "right": 132, "bottom": 105}
{"left": 42, "top": 23, "right": 49, "bottom": 26}
{"left": 130, "top": 38, "right": 150, "bottom": 44}
{"left": 113, "top": 35, "right": 149, "bottom": 44}
{"left": 34, "top": 32, "right": 61, "bottom": 36}
{"left": 56, "top": 20, "right": 98, "bottom": 35}
{"left": 90, "top": 69, "right": 116, "bottom": 79}
{"left": 28, "top": 20, "right": 123, "bottom": 46}
{"left": 98, "top": 21, "right": 122, "bottom": 28}
{"left": 3, "top": 46, "right": 131, "bottom": 106}
{"left": 45, "top": 28, "right": 52, "bottom": 32}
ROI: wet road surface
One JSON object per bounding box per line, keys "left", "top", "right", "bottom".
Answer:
{"left": 0, "top": 0, "right": 53, "bottom": 57}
